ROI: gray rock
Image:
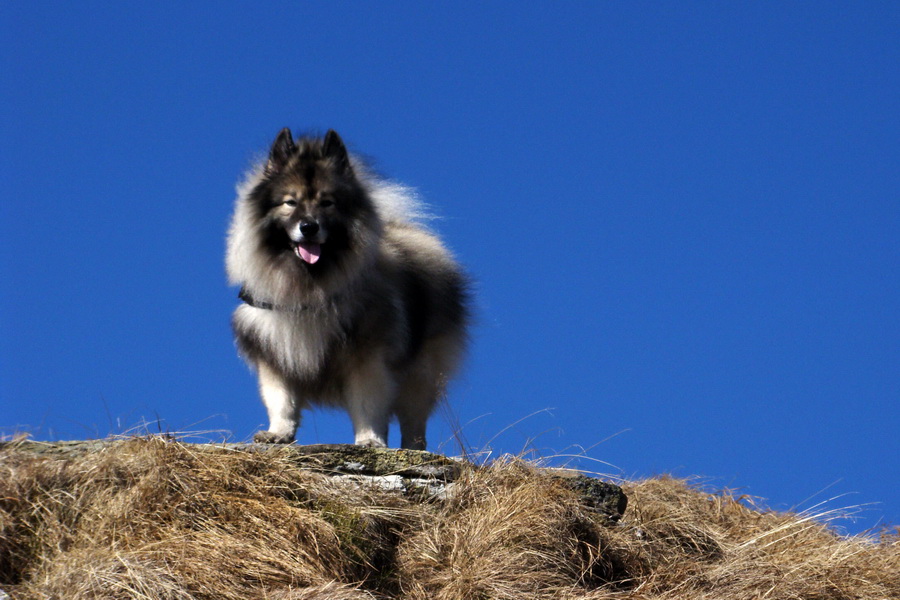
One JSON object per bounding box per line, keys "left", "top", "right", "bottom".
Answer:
{"left": 561, "top": 475, "right": 629, "bottom": 522}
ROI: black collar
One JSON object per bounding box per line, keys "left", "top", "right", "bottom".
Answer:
{"left": 239, "top": 287, "right": 287, "bottom": 311}
{"left": 239, "top": 287, "right": 344, "bottom": 313}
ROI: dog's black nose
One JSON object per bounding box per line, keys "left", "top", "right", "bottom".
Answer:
{"left": 299, "top": 221, "right": 319, "bottom": 237}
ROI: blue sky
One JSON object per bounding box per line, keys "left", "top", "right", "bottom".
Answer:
{"left": 2, "top": 3, "right": 898, "bottom": 535}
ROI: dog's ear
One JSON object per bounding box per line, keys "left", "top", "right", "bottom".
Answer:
{"left": 322, "top": 129, "right": 352, "bottom": 174}
{"left": 266, "top": 128, "right": 295, "bottom": 174}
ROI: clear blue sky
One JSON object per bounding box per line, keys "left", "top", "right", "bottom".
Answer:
{"left": 2, "top": 3, "right": 898, "bottom": 535}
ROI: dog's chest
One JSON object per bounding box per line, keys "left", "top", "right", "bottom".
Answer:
{"left": 234, "top": 304, "right": 339, "bottom": 376}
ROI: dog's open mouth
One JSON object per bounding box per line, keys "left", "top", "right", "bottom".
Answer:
{"left": 294, "top": 242, "right": 322, "bottom": 264}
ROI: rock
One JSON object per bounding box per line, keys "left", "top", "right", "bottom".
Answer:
{"left": 562, "top": 475, "right": 629, "bottom": 521}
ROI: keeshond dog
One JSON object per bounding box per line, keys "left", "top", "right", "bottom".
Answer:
{"left": 226, "top": 129, "right": 469, "bottom": 450}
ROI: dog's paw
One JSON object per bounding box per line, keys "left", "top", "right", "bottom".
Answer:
{"left": 355, "top": 437, "right": 387, "bottom": 448}
{"left": 253, "top": 431, "right": 295, "bottom": 444}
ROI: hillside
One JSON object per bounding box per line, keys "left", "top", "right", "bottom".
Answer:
{"left": 1, "top": 437, "right": 897, "bottom": 599}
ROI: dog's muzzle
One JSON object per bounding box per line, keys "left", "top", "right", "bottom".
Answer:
{"left": 290, "top": 221, "right": 325, "bottom": 264}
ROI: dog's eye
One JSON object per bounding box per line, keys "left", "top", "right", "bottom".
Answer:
{"left": 283, "top": 199, "right": 298, "bottom": 207}
{"left": 319, "top": 199, "right": 335, "bottom": 208}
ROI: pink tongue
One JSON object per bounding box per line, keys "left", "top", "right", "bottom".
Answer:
{"left": 296, "top": 242, "right": 321, "bottom": 264}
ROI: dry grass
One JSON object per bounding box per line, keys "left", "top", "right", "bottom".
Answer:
{"left": 1, "top": 437, "right": 897, "bottom": 599}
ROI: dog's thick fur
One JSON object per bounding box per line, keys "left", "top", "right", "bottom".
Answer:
{"left": 226, "top": 129, "right": 469, "bottom": 449}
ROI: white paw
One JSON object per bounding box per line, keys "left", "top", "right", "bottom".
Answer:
{"left": 253, "top": 430, "right": 295, "bottom": 444}
{"left": 354, "top": 436, "right": 387, "bottom": 448}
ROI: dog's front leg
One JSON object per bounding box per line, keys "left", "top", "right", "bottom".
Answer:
{"left": 253, "top": 361, "right": 302, "bottom": 444}
{"left": 345, "top": 358, "right": 394, "bottom": 447}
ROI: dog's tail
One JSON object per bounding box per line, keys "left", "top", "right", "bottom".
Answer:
{"left": 355, "top": 161, "right": 433, "bottom": 225}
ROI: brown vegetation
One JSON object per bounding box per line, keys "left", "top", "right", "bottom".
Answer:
{"left": 1, "top": 437, "right": 897, "bottom": 599}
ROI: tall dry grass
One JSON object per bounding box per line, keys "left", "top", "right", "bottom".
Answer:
{"left": 1, "top": 437, "right": 897, "bottom": 599}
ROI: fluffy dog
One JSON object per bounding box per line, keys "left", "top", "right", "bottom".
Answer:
{"left": 226, "top": 129, "right": 469, "bottom": 449}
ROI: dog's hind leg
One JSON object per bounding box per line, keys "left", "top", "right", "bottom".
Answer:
{"left": 398, "top": 411, "right": 428, "bottom": 451}
{"left": 253, "top": 362, "right": 303, "bottom": 444}
{"left": 345, "top": 357, "right": 394, "bottom": 447}
{"left": 396, "top": 373, "right": 438, "bottom": 451}
{"left": 396, "top": 336, "right": 464, "bottom": 450}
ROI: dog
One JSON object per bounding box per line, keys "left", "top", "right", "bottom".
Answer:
{"left": 226, "top": 129, "right": 469, "bottom": 450}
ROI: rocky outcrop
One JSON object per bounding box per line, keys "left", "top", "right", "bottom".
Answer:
{"left": 1, "top": 439, "right": 627, "bottom": 521}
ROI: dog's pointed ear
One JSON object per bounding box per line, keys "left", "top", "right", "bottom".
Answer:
{"left": 322, "top": 129, "right": 352, "bottom": 173}
{"left": 266, "top": 128, "right": 295, "bottom": 174}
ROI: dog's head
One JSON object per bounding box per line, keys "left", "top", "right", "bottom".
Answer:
{"left": 252, "top": 128, "right": 376, "bottom": 269}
